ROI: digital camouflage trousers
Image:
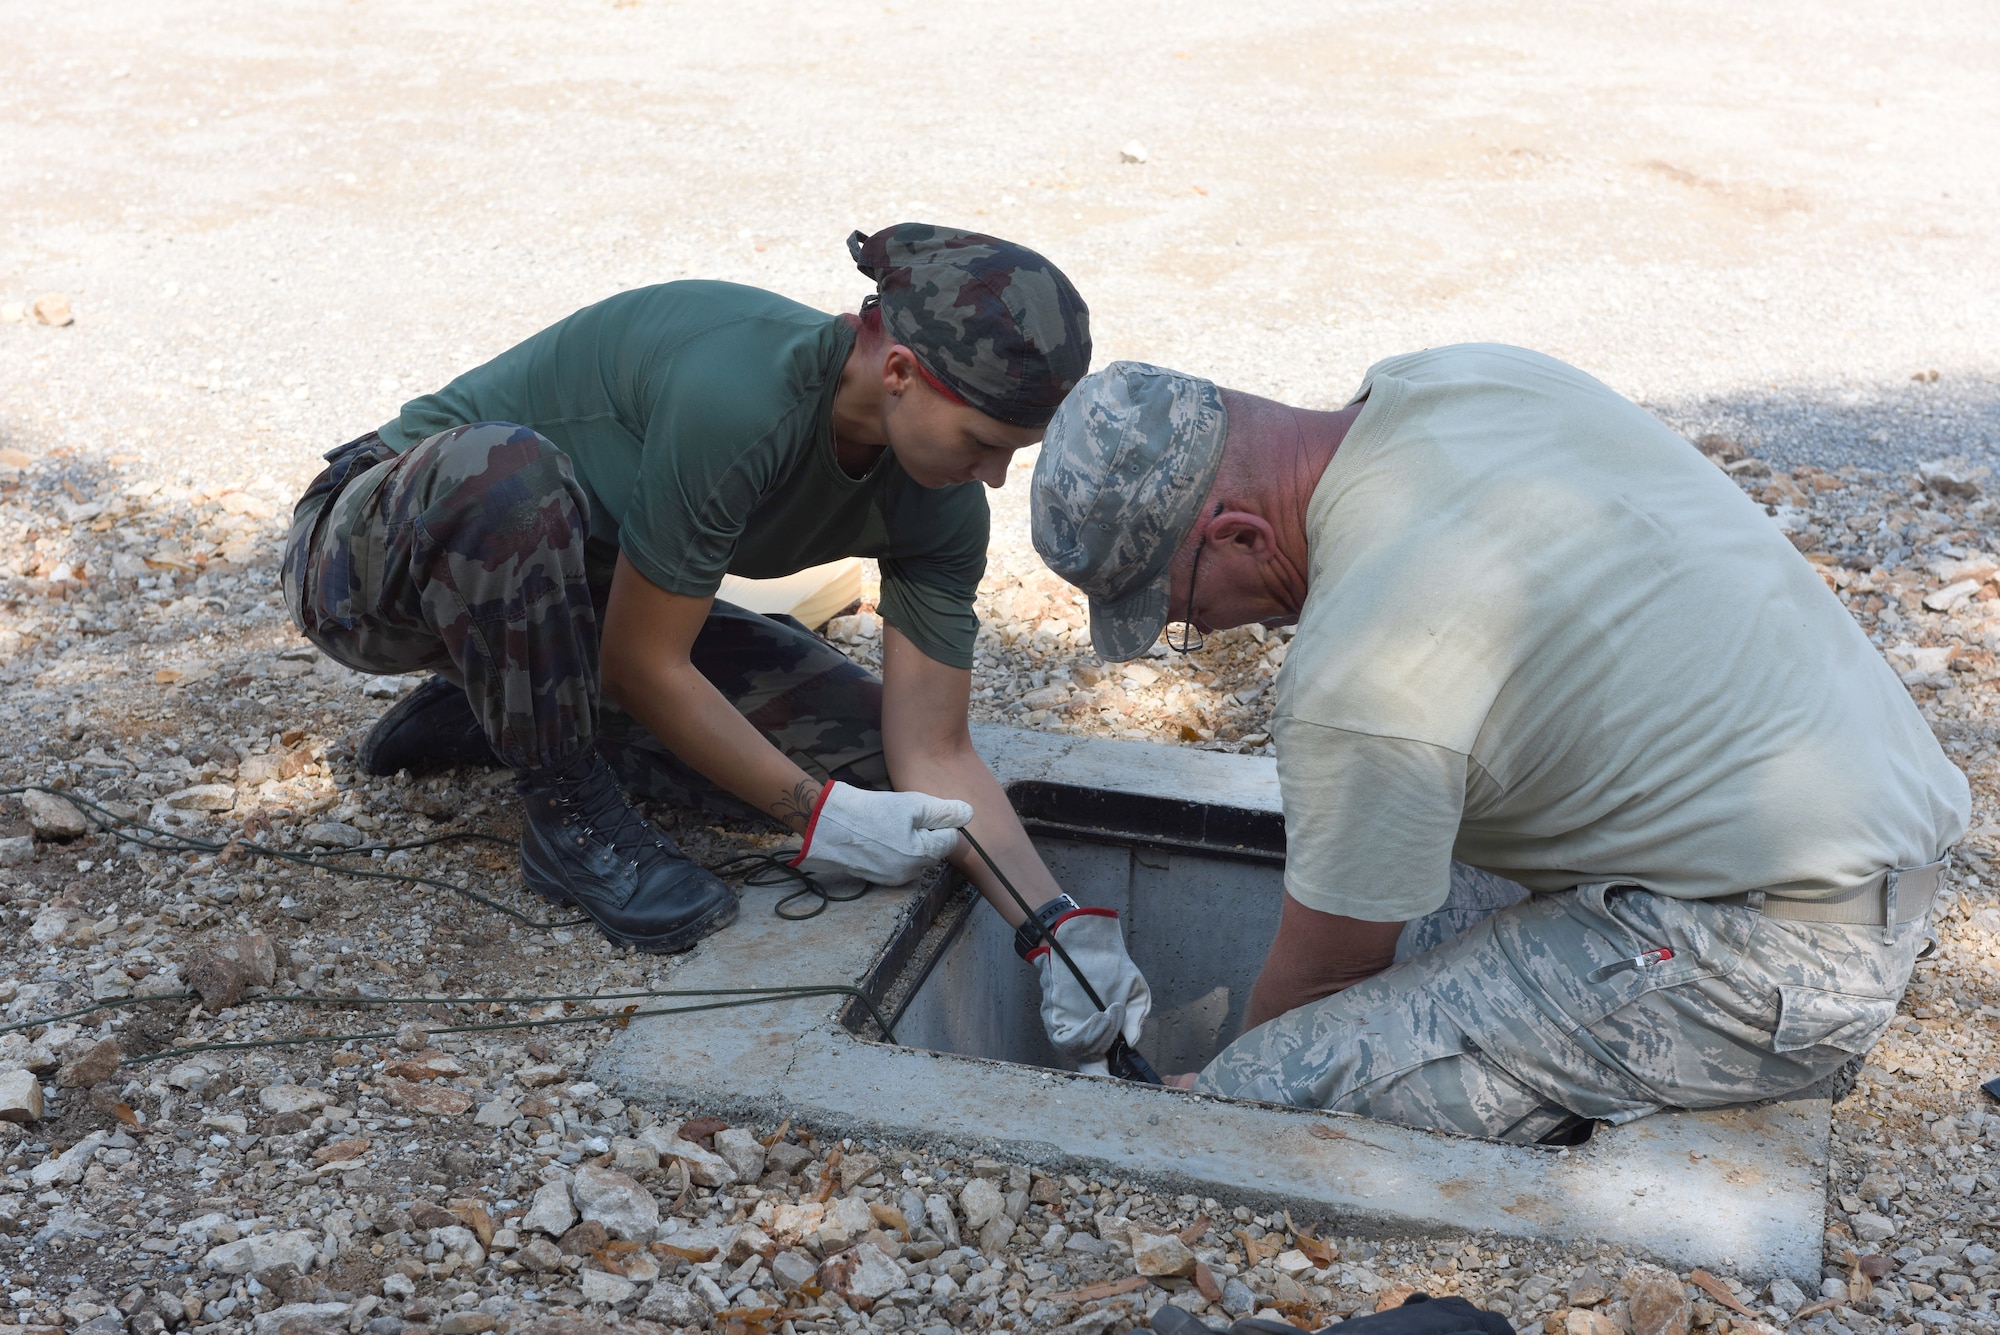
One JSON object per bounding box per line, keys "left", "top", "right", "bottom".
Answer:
{"left": 281, "top": 423, "right": 885, "bottom": 807}
{"left": 1196, "top": 866, "right": 1925, "bottom": 1143}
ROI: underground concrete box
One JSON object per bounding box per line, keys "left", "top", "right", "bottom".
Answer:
{"left": 599, "top": 725, "right": 1830, "bottom": 1283}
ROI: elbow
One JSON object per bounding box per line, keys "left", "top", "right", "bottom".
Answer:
{"left": 888, "top": 727, "right": 980, "bottom": 784}
{"left": 598, "top": 644, "right": 640, "bottom": 709}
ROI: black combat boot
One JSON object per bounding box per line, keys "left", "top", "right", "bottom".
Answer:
{"left": 517, "top": 750, "right": 738, "bottom": 953}
{"left": 358, "top": 675, "right": 502, "bottom": 776}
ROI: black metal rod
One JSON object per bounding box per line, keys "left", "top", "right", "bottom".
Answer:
{"left": 960, "top": 829, "right": 1161, "bottom": 1084}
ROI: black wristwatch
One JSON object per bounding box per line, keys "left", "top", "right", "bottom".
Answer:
{"left": 1014, "top": 893, "right": 1082, "bottom": 960}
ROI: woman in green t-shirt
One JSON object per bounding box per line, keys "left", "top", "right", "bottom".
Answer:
{"left": 281, "top": 224, "right": 1154, "bottom": 1077}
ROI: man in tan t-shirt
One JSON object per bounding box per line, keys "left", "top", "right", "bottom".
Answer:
{"left": 1030, "top": 347, "right": 1967, "bottom": 1142}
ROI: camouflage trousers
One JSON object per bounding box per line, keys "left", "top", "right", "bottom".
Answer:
{"left": 1196, "top": 866, "right": 1924, "bottom": 1142}
{"left": 281, "top": 423, "right": 885, "bottom": 802}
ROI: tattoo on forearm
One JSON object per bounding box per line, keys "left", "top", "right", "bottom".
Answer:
{"left": 770, "top": 779, "right": 822, "bottom": 832}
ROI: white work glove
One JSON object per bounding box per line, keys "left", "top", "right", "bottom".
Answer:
{"left": 788, "top": 781, "right": 973, "bottom": 890}
{"left": 1032, "top": 908, "right": 1152, "bottom": 1074}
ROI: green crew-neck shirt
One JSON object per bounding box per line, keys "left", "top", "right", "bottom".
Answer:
{"left": 377, "top": 281, "right": 989, "bottom": 667}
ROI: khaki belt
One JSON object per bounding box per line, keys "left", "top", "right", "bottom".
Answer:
{"left": 1716, "top": 856, "right": 1948, "bottom": 944}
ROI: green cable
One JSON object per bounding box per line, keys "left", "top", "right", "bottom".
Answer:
{"left": 5, "top": 984, "right": 897, "bottom": 1063}
{"left": 2, "top": 783, "right": 587, "bottom": 929}
{"left": 0, "top": 789, "right": 909, "bottom": 1066}
{"left": 1, "top": 783, "right": 844, "bottom": 925}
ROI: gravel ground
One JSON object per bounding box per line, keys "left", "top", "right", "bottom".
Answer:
{"left": 3, "top": 3, "right": 1999, "bottom": 1335}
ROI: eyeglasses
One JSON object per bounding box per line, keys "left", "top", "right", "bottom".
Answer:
{"left": 1165, "top": 504, "right": 1221, "bottom": 656}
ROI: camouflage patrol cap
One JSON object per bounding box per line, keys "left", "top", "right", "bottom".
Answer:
{"left": 1031, "top": 362, "right": 1227, "bottom": 662}
{"left": 847, "top": 222, "right": 1091, "bottom": 430}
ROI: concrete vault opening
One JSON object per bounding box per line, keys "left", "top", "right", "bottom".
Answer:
{"left": 847, "top": 781, "right": 1289, "bottom": 1080}
{"left": 600, "top": 728, "right": 1831, "bottom": 1283}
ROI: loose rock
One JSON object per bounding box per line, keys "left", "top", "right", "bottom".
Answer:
{"left": 822, "top": 1242, "right": 905, "bottom": 1302}
{"left": 515, "top": 1237, "right": 564, "bottom": 1271}
{"left": 1851, "top": 1211, "right": 1897, "bottom": 1242}
{"left": 557, "top": 1219, "right": 610, "bottom": 1255}
{"left": 30, "top": 1130, "right": 106, "bottom": 1186}
{"left": 254, "top": 1303, "right": 352, "bottom": 1335}
{"left": 576, "top": 1268, "right": 636, "bottom": 1305}
{"left": 764, "top": 1140, "right": 813, "bottom": 1176}
{"left": 31, "top": 293, "right": 74, "bottom": 327}
{"left": 304, "top": 821, "right": 365, "bottom": 848}
{"left": 1567, "top": 1266, "right": 1611, "bottom": 1307}
{"left": 837, "top": 1148, "right": 880, "bottom": 1190}
{"left": 1623, "top": 1266, "right": 1691, "bottom": 1335}
{"left": 571, "top": 1165, "right": 658, "bottom": 1241}
{"left": 639, "top": 1129, "right": 737, "bottom": 1186}
{"left": 522, "top": 1180, "right": 575, "bottom": 1236}
{"left": 1567, "top": 1311, "right": 1623, "bottom": 1335}
{"left": 473, "top": 1097, "right": 520, "bottom": 1127}
{"left": 190, "top": 934, "right": 278, "bottom": 1009}
{"left": 23, "top": 789, "right": 88, "bottom": 839}
{"left": 636, "top": 1283, "right": 709, "bottom": 1323}
{"left": 204, "top": 1229, "right": 320, "bottom": 1275}
{"left": 163, "top": 783, "right": 237, "bottom": 811}
{"left": 1132, "top": 1231, "right": 1196, "bottom": 1278}
{"left": 258, "top": 1083, "right": 328, "bottom": 1115}
{"left": 435, "top": 1223, "right": 487, "bottom": 1266}
{"left": 727, "top": 1223, "right": 775, "bottom": 1265}
{"left": 55, "top": 1037, "right": 120, "bottom": 1088}
{"left": 383, "top": 1077, "right": 473, "bottom": 1115}
{"left": 0, "top": 1068, "right": 44, "bottom": 1122}
{"left": 925, "top": 1192, "right": 961, "bottom": 1248}
{"left": 960, "top": 1176, "right": 1005, "bottom": 1231}
{"left": 816, "top": 1195, "right": 872, "bottom": 1251}
{"left": 771, "top": 1249, "right": 818, "bottom": 1291}
{"left": 712, "top": 1125, "right": 766, "bottom": 1181}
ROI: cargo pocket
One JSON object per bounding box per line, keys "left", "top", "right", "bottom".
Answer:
{"left": 1772, "top": 985, "right": 1900, "bottom": 1055}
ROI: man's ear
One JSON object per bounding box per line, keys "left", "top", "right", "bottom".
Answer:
{"left": 1210, "top": 510, "right": 1277, "bottom": 560}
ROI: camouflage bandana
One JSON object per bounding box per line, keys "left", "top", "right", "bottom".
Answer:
{"left": 1031, "top": 362, "right": 1228, "bottom": 661}
{"left": 846, "top": 222, "right": 1091, "bottom": 430}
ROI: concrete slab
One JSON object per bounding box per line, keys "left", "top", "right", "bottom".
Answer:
{"left": 597, "top": 726, "right": 1830, "bottom": 1284}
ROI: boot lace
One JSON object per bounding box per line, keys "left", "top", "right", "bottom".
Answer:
{"left": 551, "top": 758, "right": 668, "bottom": 858}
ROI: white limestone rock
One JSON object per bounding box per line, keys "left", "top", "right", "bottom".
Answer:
{"left": 257, "top": 1084, "right": 328, "bottom": 1115}
{"left": 520, "top": 1180, "right": 577, "bottom": 1237}
{"left": 251, "top": 1303, "right": 350, "bottom": 1335}
{"left": 578, "top": 1268, "right": 636, "bottom": 1305}
{"left": 204, "top": 1228, "right": 319, "bottom": 1275}
{"left": 823, "top": 1242, "right": 905, "bottom": 1302}
{"left": 636, "top": 1283, "right": 710, "bottom": 1323}
{"left": 0, "top": 1069, "right": 43, "bottom": 1123}
{"left": 472, "top": 1098, "right": 520, "bottom": 1127}
{"left": 712, "top": 1126, "right": 766, "bottom": 1182}
{"left": 959, "top": 1176, "right": 1005, "bottom": 1231}
{"left": 572, "top": 1164, "right": 658, "bottom": 1241}
{"left": 30, "top": 1131, "right": 105, "bottom": 1187}
{"left": 637, "top": 1127, "right": 738, "bottom": 1187}
{"left": 23, "top": 789, "right": 88, "bottom": 839}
